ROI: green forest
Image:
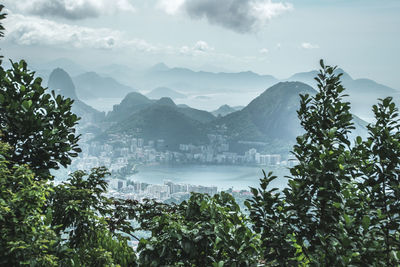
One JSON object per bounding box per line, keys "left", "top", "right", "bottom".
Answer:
{"left": 1, "top": 6, "right": 400, "bottom": 266}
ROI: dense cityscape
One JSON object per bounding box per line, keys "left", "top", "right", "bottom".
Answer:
{"left": 68, "top": 131, "right": 297, "bottom": 203}
{"left": 75, "top": 132, "right": 297, "bottom": 172}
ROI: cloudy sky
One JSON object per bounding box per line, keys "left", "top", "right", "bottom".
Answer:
{"left": 1, "top": 0, "right": 399, "bottom": 88}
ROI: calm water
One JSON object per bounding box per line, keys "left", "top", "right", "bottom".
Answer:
{"left": 82, "top": 91, "right": 261, "bottom": 112}
{"left": 129, "top": 164, "right": 290, "bottom": 191}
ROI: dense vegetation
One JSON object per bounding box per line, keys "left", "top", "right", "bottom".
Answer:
{"left": 1, "top": 6, "right": 400, "bottom": 266}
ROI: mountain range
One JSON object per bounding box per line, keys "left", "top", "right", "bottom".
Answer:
{"left": 43, "top": 63, "right": 390, "bottom": 155}
{"left": 140, "top": 63, "right": 278, "bottom": 93}
{"left": 34, "top": 59, "right": 399, "bottom": 122}
{"left": 287, "top": 68, "right": 399, "bottom": 120}
{"left": 106, "top": 93, "right": 215, "bottom": 124}
{"left": 99, "top": 81, "right": 368, "bottom": 154}
{"left": 47, "top": 68, "right": 105, "bottom": 125}
{"left": 73, "top": 72, "right": 136, "bottom": 100}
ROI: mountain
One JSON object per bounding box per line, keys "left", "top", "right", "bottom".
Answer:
{"left": 211, "top": 81, "right": 366, "bottom": 153}
{"left": 107, "top": 104, "right": 208, "bottom": 150}
{"left": 47, "top": 68, "right": 104, "bottom": 125}
{"left": 288, "top": 69, "right": 399, "bottom": 121}
{"left": 178, "top": 105, "right": 216, "bottom": 123}
{"left": 212, "top": 105, "right": 238, "bottom": 117}
{"left": 155, "top": 97, "right": 177, "bottom": 107}
{"left": 139, "top": 64, "right": 278, "bottom": 93}
{"left": 233, "top": 106, "right": 245, "bottom": 111}
{"left": 106, "top": 93, "right": 215, "bottom": 124}
{"left": 48, "top": 68, "right": 78, "bottom": 100}
{"left": 287, "top": 68, "right": 353, "bottom": 86}
{"left": 106, "top": 82, "right": 318, "bottom": 154}
{"left": 146, "top": 87, "right": 186, "bottom": 100}
{"left": 149, "top": 62, "right": 169, "bottom": 72}
{"left": 213, "top": 82, "right": 316, "bottom": 144}
{"left": 106, "top": 92, "right": 154, "bottom": 122}
{"left": 73, "top": 72, "right": 136, "bottom": 99}
{"left": 102, "top": 81, "right": 368, "bottom": 155}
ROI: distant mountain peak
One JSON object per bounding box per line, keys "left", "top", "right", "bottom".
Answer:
{"left": 149, "top": 62, "right": 169, "bottom": 72}
{"left": 47, "top": 68, "right": 78, "bottom": 100}
{"left": 73, "top": 71, "right": 136, "bottom": 99}
{"left": 156, "top": 97, "right": 176, "bottom": 107}
{"left": 82, "top": 71, "right": 99, "bottom": 77}
{"left": 122, "top": 92, "right": 151, "bottom": 104}
{"left": 146, "top": 87, "right": 186, "bottom": 99}
{"left": 212, "top": 104, "right": 236, "bottom": 117}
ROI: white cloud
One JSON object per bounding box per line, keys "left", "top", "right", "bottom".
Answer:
{"left": 301, "top": 42, "right": 319, "bottom": 49}
{"left": 250, "top": 1, "right": 294, "bottom": 25}
{"left": 180, "top": 40, "right": 214, "bottom": 56}
{"left": 194, "top": 40, "right": 214, "bottom": 52}
{"left": 157, "top": 0, "right": 185, "bottom": 15}
{"left": 158, "top": 0, "right": 293, "bottom": 33}
{"left": 259, "top": 48, "right": 269, "bottom": 54}
{"left": 3, "top": 13, "right": 155, "bottom": 51}
{"left": 3, "top": 13, "right": 218, "bottom": 58}
{"left": 2, "top": 0, "right": 135, "bottom": 20}
{"left": 3, "top": 12, "right": 263, "bottom": 66}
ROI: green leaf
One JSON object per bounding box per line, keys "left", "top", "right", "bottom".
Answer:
{"left": 21, "top": 100, "right": 31, "bottom": 110}
{"left": 361, "top": 215, "right": 370, "bottom": 229}
{"left": 356, "top": 136, "right": 362, "bottom": 144}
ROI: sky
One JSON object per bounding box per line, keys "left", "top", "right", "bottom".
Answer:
{"left": 1, "top": 0, "right": 399, "bottom": 89}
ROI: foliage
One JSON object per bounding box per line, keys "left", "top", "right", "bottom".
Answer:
{"left": 0, "top": 141, "right": 60, "bottom": 266}
{"left": 50, "top": 167, "right": 137, "bottom": 266}
{"left": 137, "top": 192, "right": 260, "bottom": 266}
{"left": 355, "top": 97, "right": 400, "bottom": 264}
{"left": 282, "top": 60, "right": 356, "bottom": 265}
{"left": 0, "top": 60, "right": 81, "bottom": 176}
{"left": 245, "top": 61, "right": 400, "bottom": 266}
{"left": 245, "top": 171, "right": 298, "bottom": 265}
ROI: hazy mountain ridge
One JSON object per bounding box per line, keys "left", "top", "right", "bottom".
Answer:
{"left": 106, "top": 92, "right": 155, "bottom": 123}
{"left": 47, "top": 68, "right": 105, "bottom": 125}
{"left": 108, "top": 104, "right": 209, "bottom": 150}
{"left": 73, "top": 71, "right": 136, "bottom": 99}
{"left": 287, "top": 68, "right": 399, "bottom": 121}
{"left": 39, "top": 59, "right": 399, "bottom": 123}
{"left": 213, "top": 82, "right": 315, "bottom": 143}
{"left": 212, "top": 105, "right": 238, "bottom": 117}
{"left": 141, "top": 63, "right": 278, "bottom": 93}
{"left": 146, "top": 87, "right": 186, "bottom": 100}
{"left": 100, "top": 81, "right": 368, "bottom": 155}
{"left": 45, "top": 62, "right": 382, "bottom": 155}
{"left": 106, "top": 92, "right": 215, "bottom": 124}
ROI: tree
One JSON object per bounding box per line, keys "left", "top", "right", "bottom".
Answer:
{"left": 280, "top": 60, "right": 356, "bottom": 264}
{"left": 49, "top": 167, "right": 137, "bottom": 266}
{"left": 245, "top": 171, "right": 300, "bottom": 266}
{"left": 0, "top": 7, "right": 80, "bottom": 176}
{"left": 137, "top": 192, "right": 260, "bottom": 266}
{"left": 356, "top": 97, "right": 400, "bottom": 264}
{"left": 0, "top": 8, "right": 80, "bottom": 176}
{"left": 0, "top": 61, "right": 81, "bottom": 176}
{"left": 0, "top": 141, "right": 60, "bottom": 266}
